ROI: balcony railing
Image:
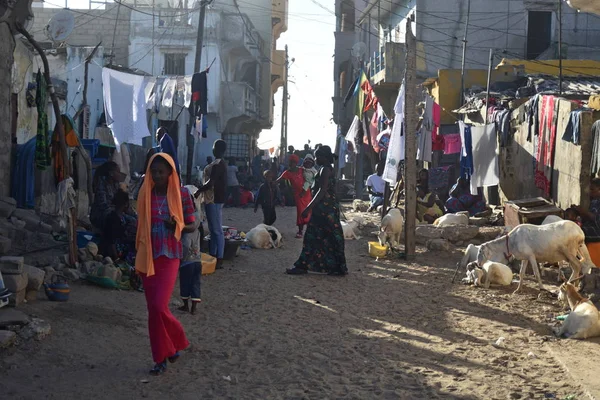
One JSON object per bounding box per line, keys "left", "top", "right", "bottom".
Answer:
{"left": 368, "top": 42, "right": 405, "bottom": 86}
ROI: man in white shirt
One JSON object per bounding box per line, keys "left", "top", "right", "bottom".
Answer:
{"left": 366, "top": 163, "right": 386, "bottom": 212}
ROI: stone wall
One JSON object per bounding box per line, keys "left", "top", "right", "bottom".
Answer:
{"left": 30, "top": 4, "right": 130, "bottom": 67}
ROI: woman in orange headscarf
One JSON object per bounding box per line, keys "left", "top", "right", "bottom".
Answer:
{"left": 277, "top": 154, "right": 312, "bottom": 238}
{"left": 135, "top": 153, "right": 197, "bottom": 375}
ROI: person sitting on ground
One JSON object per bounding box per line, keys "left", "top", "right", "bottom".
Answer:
{"left": 564, "top": 207, "right": 582, "bottom": 227}
{"left": 366, "top": 163, "right": 386, "bottom": 212}
{"left": 90, "top": 161, "right": 127, "bottom": 231}
{"left": 417, "top": 168, "right": 429, "bottom": 191}
{"left": 100, "top": 189, "right": 136, "bottom": 263}
{"left": 445, "top": 176, "right": 489, "bottom": 217}
{"left": 255, "top": 170, "right": 281, "bottom": 226}
{"left": 417, "top": 185, "right": 444, "bottom": 224}
{"left": 573, "top": 178, "right": 600, "bottom": 237}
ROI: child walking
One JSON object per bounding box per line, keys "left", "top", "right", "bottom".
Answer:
{"left": 179, "top": 185, "right": 204, "bottom": 315}
{"left": 255, "top": 170, "right": 280, "bottom": 226}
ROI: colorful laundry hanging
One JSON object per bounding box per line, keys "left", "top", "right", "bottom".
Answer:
{"left": 535, "top": 96, "right": 558, "bottom": 197}
{"left": 431, "top": 102, "right": 443, "bottom": 151}
{"left": 35, "top": 70, "right": 51, "bottom": 170}
{"left": 459, "top": 121, "right": 473, "bottom": 181}
{"left": 102, "top": 68, "right": 151, "bottom": 147}
{"left": 469, "top": 123, "right": 499, "bottom": 195}
{"left": 443, "top": 134, "right": 461, "bottom": 155}
{"left": 383, "top": 81, "right": 405, "bottom": 185}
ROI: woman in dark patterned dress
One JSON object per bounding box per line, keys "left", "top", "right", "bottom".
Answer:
{"left": 286, "top": 146, "right": 347, "bottom": 276}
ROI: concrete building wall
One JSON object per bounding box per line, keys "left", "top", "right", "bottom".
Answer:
{"left": 30, "top": 4, "right": 131, "bottom": 67}
{"left": 498, "top": 98, "right": 598, "bottom": 209}
{"left": 416, "top": 0, "right": 600, "bottom": 75}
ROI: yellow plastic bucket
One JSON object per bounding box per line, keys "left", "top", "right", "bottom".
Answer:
{"left": 368, "top": 242, "right": 388, "bottom": 258}
{"left": 201, "top": 253, "right": 217, "bottom": 275}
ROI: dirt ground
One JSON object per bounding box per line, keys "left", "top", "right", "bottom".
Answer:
{"left": 0, "top": 204, "right": 596, "bottom": 399}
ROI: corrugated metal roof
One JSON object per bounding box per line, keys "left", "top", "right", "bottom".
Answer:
{"left": 453, "top": 74, "right": 600, "bottom": 114}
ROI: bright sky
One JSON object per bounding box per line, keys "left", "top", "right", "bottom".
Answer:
{"left": 46, "top": 0, "right": 337, "bottom": 150}
{"left": 258, "top": 1, "right": 336, "bottom": 151}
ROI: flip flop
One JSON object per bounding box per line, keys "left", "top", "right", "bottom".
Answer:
{"left": 149, "top": 361, "right": 167, "bottom": 375}
{"left": 295, "top": 233, "right": 303, "bottom": 239}
{"left": 168, "top": 352, "right": 180, "bottom": 363}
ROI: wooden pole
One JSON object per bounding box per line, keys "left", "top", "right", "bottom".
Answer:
{"left": 404, "top": 19, "right": 417, "bottom": 259}
{"left": 186, "top": 0, "right": 208, "bottom": 184}
{"left": 18, "top": 25, "right": 77, "bottom": 266}
{"left": 459, "top": 0, "right": 471, "bottom": 106}
{"left": 485, "top": 49, "right": 493, "bottom": 123}
{"left": 280, "top": 45, "right": 289, "bottom": 162}
{"left": 558, "top": 0, "right": 563, "bottom": 96}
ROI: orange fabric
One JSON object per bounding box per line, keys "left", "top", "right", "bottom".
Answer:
{"left": 53, "top": 115, "right": 80, "bottom": 183}
{"left": 135, "top": 153, "right": 184, "bottom": 277}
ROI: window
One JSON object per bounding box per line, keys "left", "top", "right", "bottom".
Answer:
{"left": 223, "top": 133, "right": 250, "bottom": 159}
{"left": 163, "top": 53, "right": 186, "bottom": 75}
{"left": 527, "top": 11, "right": 553, "bottom": 60}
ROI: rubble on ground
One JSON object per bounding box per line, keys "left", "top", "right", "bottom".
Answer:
{"left": 0, "top": 308, "right": 50, "bottom": 348}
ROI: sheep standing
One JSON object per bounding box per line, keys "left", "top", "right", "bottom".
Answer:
{"left": 379, "top": 208, "right": 404, "bottom": 249}
{"left": 477, "top": 221, "right": 595, "bottom": 293}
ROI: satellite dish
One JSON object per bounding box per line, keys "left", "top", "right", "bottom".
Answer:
{"left": 46, "top": 10, "right": 74, "bottom": 42}
{"left": 351, "top": 42, "right": 367, "bottom": 59}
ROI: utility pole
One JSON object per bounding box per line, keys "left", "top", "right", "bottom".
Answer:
{"left": 459, "top": 0, "right": 471, "bottom": 106}
{"left": 558, "top": 0, "right": 563, "bottom": 96}
{"left": 485, "top": 49, "right": 494, "bottom": 123}
{"left": 404, "top": 18, "right": 417, "bottom": 259}
{"left": 280, "top": 45, "right": 289, "bottom": 162}
{"left": 186, "top": 0, "right": 209, "bottom": 184}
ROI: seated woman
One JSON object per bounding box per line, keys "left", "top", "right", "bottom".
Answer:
{"left": 90, "top": 161, "right": 127, "bottom": 231}
{"left": 445, "top": 177, "right": 488, "bottom": 216}
{"left": 573, "top": 178, "right": 600, "bottom": 237}
{"left": 417, "top": 185, "right": 444, "bottom": 224}
{"left": 99, "top": 189, "right": 136, "bottom": 263}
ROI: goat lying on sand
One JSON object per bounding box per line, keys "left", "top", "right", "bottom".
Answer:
{"left": 246, "top": 224, "right": 283, "bottom": 249}
{"left": 555, "top": 278, "right": 600, "bottom": 339}
{"left": 379, "top": 208, "right": 403, "bottom": 249}
{"left": 462, "top": 261, "right": 513, "bottom": 288}
{"left": 477, "top": 221, "right": 595, "bottom": 293}
{"left": 434, "top": 212, "right": 469, "bottom": 227}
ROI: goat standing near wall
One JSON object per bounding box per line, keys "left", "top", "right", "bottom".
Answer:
{"left": 477, "top": 221, "right": 595, "bottom": 293}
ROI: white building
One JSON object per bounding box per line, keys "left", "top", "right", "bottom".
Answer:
{"left": 127, "top": 0, "right": 286, "bottom": 167}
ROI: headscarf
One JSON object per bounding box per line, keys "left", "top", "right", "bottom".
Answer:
{"left": 303, "top": 153, "right": 316, "bottom": 168}
{"left": 315, "top": 145, "right": 336, "bottom": 165}
{"left": 289, "top": 154, "right": 300, "bottom": 165}
{"left": 135, "top": 153, "right": 184, "bottom": 277}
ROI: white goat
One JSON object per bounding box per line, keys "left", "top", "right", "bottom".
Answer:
{"left": 477, "top": 221, "right": 595, "bottom": 293}
{"left": 379, "top": 208, "right": 404, "bottom": 249}
{"left": 246, "top": 224, "right": 283, "bottom": 249}
{"left": 342, "top": 220, "right": 361, "bottom": 240}
{"left": 433, "top": 212, "right": 469, "bottom": 227}
{"left": 462, "top": 261, "right": 513, "bottom": 288}
{"left": 555, "top": 280, "right": 600, "bottom": 339}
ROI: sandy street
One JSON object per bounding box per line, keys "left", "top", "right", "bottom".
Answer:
{"left": 0, "top": 205, "right": 595, "bottom": 400}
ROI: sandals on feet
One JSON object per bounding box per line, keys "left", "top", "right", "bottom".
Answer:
{"left": 168, "top": 352, "right": 180, "bottom": 364}
{"left": 149, "top": 361, "right": 167, "bottom": 375}
{"left": 295, "top": 233, "right": 303, "bottom": 239}
{"left": 286, "top": 267, "right": 308, "bottom": 275}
